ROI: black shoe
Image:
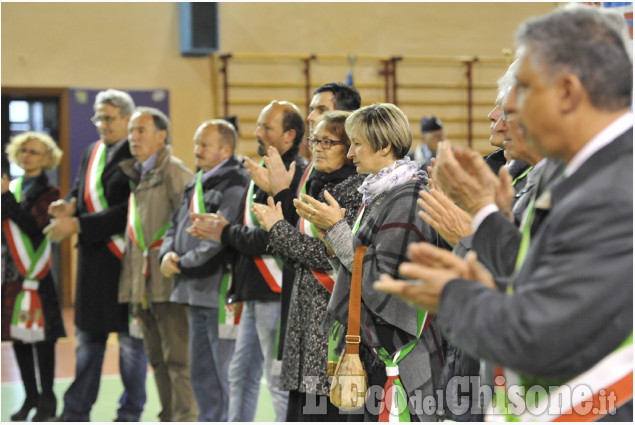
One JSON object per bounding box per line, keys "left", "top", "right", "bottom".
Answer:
{"left": 10, "top": 398, "right": 38, "bottom": 421}
{"left": 32, "top": 397, "right": 57, "bottom": 422}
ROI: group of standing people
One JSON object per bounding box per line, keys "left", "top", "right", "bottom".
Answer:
{"left": 1, "top": 4, "right": 632, "bottom": 423}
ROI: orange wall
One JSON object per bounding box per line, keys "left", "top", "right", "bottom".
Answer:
{"left": 2, "top": 2, "right": 556, "bottom": 165}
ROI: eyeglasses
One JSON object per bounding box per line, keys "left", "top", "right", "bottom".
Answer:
{"left": 91, "top": 115, "right": 118, "bottom": 126}
{"left": 308, "top": 137, "right": 345, "bottom": 150}
{"left": 19, "top": 147, "right": 46, "bottom": 156}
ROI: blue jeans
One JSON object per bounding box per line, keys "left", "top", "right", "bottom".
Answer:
{"left": 62, "top": 328, "right": 147, "bottom": 421}
{"left": 189, "top": 306, "right": 236, "bottom": 421}
{"left": 228, "top": 300, "right": 289, "bottom": 422}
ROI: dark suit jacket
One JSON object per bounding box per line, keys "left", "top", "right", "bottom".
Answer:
{"left": 484, "top": 148, "right": 506, "bottom": 174}
{"left": 67, "top": 139, "right": 132, "bottom": 333}
{"left": 221, "top": 146, "right": 307, "bottom": 360}
{"left": 472, "top": 159, "right": 564, "bottom": 279}
{"left": 438, "top": 129, "right": 633, "bottom": 403}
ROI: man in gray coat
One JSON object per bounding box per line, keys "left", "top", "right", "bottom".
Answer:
{"left": 159, "top": 119, "right": 250, "bottom": 421}
{"left": 118, "top": 107, "right": 196, "bottom": 421}
{"left": 376, "top": 5, "right": 633, "bottom": 421}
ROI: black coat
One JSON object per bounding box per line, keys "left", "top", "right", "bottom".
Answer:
{"left": 221, "top": 146, "right": 307, "bottom": 360}
{"left": 67, "top": 139, "right": 132, "bottom": 333}
{"left": 1, "top": 172, "right": 66, "bottom": 341}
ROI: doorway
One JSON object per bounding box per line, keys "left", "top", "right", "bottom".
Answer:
{"left": 1, "top": 87, "right": 72, "bottom": 307}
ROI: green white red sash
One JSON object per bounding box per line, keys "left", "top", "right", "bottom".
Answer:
{"left": 352, "top": 204, "right": 366, "bottom": 234}
{"left": 244, "top": 177, "right": 283, "bottom": 293}
{"left": 218, "top": 269, "right": 242, "bottom": 339}
{"left": 188, "top": 173, "right": 242, "bottom": 337}
{"left": 84, "top": 140, "right": 125, "bottom": 259}
{"left": 4, "top": 177, "right": 50, "bottom": 342}
{"left": 299, "top": 217, "right": 337, "bottom": 293}
{"left": 377, "top": 309, "right": 431, "bottom": 422}
{"left": 296, "top": 160, "right": 337, "bottom": 292}
{"left": 297, "top": 159, "right": 315, "bottom": 198}
{"left": 126, "top": 190, "right": 170, "bottom": 280}
{"left": 190, "top": 170, "right": 206, "bottom": 215}
{"left": 486, "top": 335, "right": 633, "bottom": 422}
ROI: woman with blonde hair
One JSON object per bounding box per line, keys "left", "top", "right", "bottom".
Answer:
{"left": 297, "top": 104, "right": 444, "bottom": 421}
{"left": 2, "top": 131, "right": 66, "bottom": 421}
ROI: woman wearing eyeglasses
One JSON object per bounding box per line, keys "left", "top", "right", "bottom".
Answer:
{"left": 297, "top": 103, "right": 444, "bottom": 421}
{"left": 252, "top": 111, "right": 365, "bottom": 421}
{"left": 1, "top": 132, "right": 66, "bottom": 421}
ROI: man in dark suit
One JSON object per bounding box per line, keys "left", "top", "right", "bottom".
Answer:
{"left": 376, "top": 5, "right": 632, "bottom": 421}
{"left": 45, "top": 89, "right": 148, "bottom": 422}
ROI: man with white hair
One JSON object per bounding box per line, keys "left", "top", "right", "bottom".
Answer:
{"left": 377, "top": 5, "right": 633, "bottom": 421}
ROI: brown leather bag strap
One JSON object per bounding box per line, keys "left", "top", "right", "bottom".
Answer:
{"left": 346, "top": 245, "right": 367, "bottom": 355}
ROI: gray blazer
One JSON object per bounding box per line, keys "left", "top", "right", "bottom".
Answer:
{"left": 471, "top": 159, "right": 564, "bottom": 279}
{"left": 437, "top": 129, "right": 633, "bottom": 407}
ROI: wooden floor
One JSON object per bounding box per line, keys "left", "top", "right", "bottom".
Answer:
{"left": 1, "top": 307, "right": 275, "bottom": 422}
{"left": 2, "top": 308, "right": 123, "bottom": 384}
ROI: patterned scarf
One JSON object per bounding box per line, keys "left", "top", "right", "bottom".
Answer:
{"left": 358, "top": 157, "right": 427, "bottom": 206}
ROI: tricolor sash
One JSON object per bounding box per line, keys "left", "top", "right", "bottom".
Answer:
{"left": 299, "top": 217, "right": 337, "bottom": 293}
{"left": 4, "top": 177, "right": 50, "bottom": 342}
{"left": 488, "top": 176, "right": 633, "bottom": 421}
{"left": 127, "top": 190, "right": 170, "bottom": 281}
{"left": 296, "top": 160, "right": 338, "bottom": 292}
{"left": 218, "top": 269, "right": 242, "bottom": 339}
{"left": 377, "top": 309, "right": 432, "bottom": 422}
{"left": 297, "top": 159, "right": 315, "bottom": 198}
{"left": 485, "top": 335, "right": 633, "bottom": 422}
{"left": 244, "top": 176, "right": 283, "bottom": 293}
{"left": 189, "top": 177, "right": 243, "bottom": 338}
{"left": 84, "top": 140, "right": 125, "bottom": 259}
{"left": 190, "top": 170, "right": 206, "bottom": 215}
{"left": 128, "top": 314, "right": 143, "bottom": 339}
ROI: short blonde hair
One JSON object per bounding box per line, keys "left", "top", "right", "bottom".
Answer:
{"left": 344, "top": 103, "right": 412, "bottom": 159}
{"left": 5, "top": 131, "right": 63, "bottom": 171}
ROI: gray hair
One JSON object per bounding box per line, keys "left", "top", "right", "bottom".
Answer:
{"left": 345, "top": 103, "right": 412, "bottom": 159}
{"left": 94, "top": 89, "right": 135, "bottom": 116}
{"left": 496, "top": 60, "right": 519, "bottom": 105}
{"left": 200, "top": 119, "right": 238, "bottom": 152}
{"left": 515, "top": 4, "right": 632, "bottom": 111}
{"left": 132, "top": 107, "right": 170, "bottom": 143}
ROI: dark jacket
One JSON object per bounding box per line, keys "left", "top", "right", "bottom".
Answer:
{"left": 68, "top": 139, "right": 132, "bottom": 333}
{"left": 268, "top": 169, "right": 365, "bottom": 396}
{"left": 159, "top": 156, "right": 250, "bottom": 308}
{"left": 484, "top": 148, "right": 506, "bottom": 175}
{"left": 1, "top": 172, "right": 66, "bottom": 341}
{"left": 221, "top": 146, "right": 306, "bottom": 304}
{"left": 221, "top": 146, "right": 306, "bottom": 360}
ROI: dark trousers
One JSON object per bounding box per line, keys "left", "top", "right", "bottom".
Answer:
{"left": 13, "top": 340, "right": 56, "bottom": 402}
